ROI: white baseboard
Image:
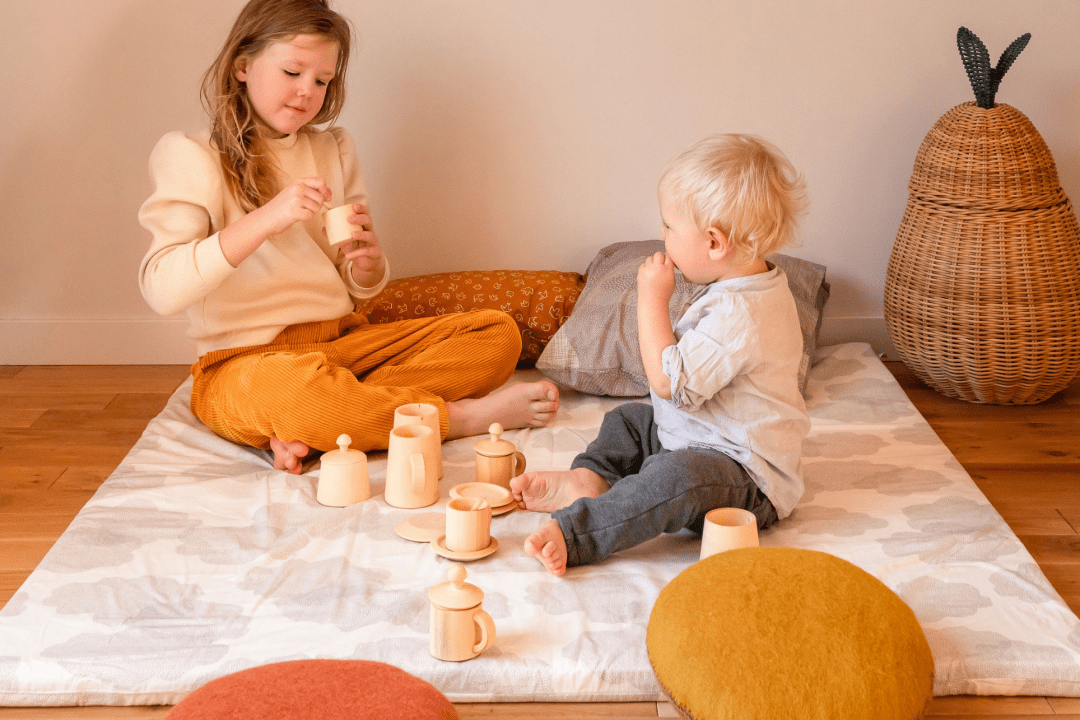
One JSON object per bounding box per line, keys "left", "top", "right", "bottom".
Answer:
{"left": 0, "top": 319, "right": 197, "bottom": 365}
{"left": 818, "top": 317, "right": 899, "bottom": 361}
{"left": 1, "top": 317, "right": 901, "bottom": 366}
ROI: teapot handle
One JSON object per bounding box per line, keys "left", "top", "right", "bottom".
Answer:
{"left": 472, "top": 609, "right": 496, "bottom": 654}
{"left": 512, "top": 451, "right": 526, "bottom": 478}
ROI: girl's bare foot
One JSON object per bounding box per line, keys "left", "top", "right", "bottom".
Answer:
{"left": 525, "top": 518, "right": 568, "bottom": 577}
{"left": 270, "top": 436, "right": 309, "bottom": 474}
{"left": 510, "top": 467, "right": 608, "bottom": 512}
{"left": 446, "top": 381, "right": 560, "bottom": 439}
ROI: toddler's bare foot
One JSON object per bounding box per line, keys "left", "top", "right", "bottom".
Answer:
{"left": 525, "top": 518, "right": 568, "bottom": 577}
{"left": 270, "top": 436, "right": 309, "bottom": 475}
{"left": 446, "top": 381, "right": 560, "bottom": 439}
{"left": 510, "top": 467, "right": 608, "bottom": 512}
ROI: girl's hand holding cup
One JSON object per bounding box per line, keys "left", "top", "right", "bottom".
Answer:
{"left": 330, "top": 203, "right": 385, "bottom": 285}
{"left": 261, "top": 177, "right": 332, "bottom": 236}
{"left": 218, "top": 177, "right": 332, "bottom": 267}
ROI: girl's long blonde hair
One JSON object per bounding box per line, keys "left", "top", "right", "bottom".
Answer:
{"left": 201, "top": 0, "right": 352, "bottom": 212}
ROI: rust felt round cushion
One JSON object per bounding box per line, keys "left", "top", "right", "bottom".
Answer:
{"left": 647, "top": 547, "right": 934, "bottom": 720}
{"left": 166, "top": 659, "right": 458, "bottom": 720}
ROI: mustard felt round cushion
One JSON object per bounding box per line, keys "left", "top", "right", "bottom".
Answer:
{"left": 647, "top": 547, "right": 934, "bottom": 720}
{"left": 166, "top": 659, "right": 458, "bottom": 719}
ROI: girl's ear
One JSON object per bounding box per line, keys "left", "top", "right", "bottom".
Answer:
{"left": 706, "top": 227, "right": 730, "bottom": 260}
{"left": 235, "top": 56, "right": 250, "bottom": 83}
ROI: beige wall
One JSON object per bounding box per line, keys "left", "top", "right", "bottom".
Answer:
{"left": 2, "top": 1, "right": 1078, "bottom": 363}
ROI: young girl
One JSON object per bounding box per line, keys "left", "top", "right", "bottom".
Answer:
{"left": 139, "top": 0, "right": 558, "bottom": 472}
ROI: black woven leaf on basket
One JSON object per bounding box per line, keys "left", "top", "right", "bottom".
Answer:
{"left": 956, "top": 27, "right": 1031, "bottom": 109}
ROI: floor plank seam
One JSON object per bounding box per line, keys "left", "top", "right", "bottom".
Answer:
{"left": 1057, "top": 509, "right": 1080, "bottom": 536}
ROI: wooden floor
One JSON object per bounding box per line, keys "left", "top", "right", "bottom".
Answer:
{"left": 1, "top": 362, "right": 1077, "bottom": 719}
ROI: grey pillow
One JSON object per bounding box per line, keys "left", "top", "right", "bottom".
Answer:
{"left": 536, "top": 240, "right": 829, "bottom": 396}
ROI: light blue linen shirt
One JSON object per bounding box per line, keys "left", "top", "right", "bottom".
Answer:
{"left": 653, "top": 265, "right": 810, "bottom": 518}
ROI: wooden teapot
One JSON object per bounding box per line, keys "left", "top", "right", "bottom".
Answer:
{"left": 428, "top": 565, "right": 496, "bottom": 662}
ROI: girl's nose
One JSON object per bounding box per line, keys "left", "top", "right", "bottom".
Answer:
{"left": 297, "top": 80, "right": 317, "bottom": 98}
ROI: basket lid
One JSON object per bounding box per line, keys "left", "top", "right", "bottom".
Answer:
{"left": 907, "top": 102, "right": 1066, "bottom": 210}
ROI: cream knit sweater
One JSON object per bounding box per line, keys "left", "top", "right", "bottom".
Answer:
{"left": 138, "top": 127, "right": 388, "bottom": 358}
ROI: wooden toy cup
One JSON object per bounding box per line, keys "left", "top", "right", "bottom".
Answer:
{"left": 394, "top": 403, "right": 443, "bottom": 479}
{"left": 699, "top": 507, "right": 759, "bottom": 560}
{"left": 322, "top": 204, "right": 357, "bottom": 249}
{"left": 445, "top": 497, "right": 492, "bottom": 553}
{"left": 385, "top": 424, "right": 439, "bottom": 509}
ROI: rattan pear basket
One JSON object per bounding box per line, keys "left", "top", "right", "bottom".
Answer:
{"left": 885, "top": 29, "right": 1080, "bottom": 404}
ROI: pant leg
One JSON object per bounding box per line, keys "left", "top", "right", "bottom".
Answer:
{"left": 190, "top": 310, "right": 520, "bottom": 453}
{"left": 554, "top": 445, "right": 777, "bottom": 567}
{"left": 192, "top": 348, "right": 452, "bottom": 453}
{"left": 569, "top": 403, "right": 666, "bottom": 484}
{"left": 333, "top": 309, "right": 520, "bottom": 405}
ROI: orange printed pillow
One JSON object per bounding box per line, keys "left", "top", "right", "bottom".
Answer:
{"left": 358, "top": 270, "right": 586, "bottom": 365}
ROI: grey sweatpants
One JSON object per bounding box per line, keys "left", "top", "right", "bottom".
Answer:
{"left": 553, "top": 403, "right": 777, "bottom": 567}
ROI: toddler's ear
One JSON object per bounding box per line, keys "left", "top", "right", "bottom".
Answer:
{"left": 707, "top": 228, "right": 730, "bottom": 260}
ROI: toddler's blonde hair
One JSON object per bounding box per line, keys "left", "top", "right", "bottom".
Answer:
{"left": 659, "top": 134, "right": 808, "bottom": 263}
{"left": 201, "top": 0, "right": 352, "bottom": 212}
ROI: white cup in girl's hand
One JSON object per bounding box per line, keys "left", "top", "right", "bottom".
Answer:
{"left": 699, "top": 507, "right": 759, "bottom": 560}
{"left": 323, "top": 204, "right": 356, "bottom": 248}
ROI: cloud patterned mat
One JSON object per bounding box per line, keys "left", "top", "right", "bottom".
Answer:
{"left": 1, "top": 343, "right": 1078, "bottom": 705}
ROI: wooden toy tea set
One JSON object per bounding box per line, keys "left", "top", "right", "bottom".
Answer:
{"left": 308, "top": 411, "right": 758, "bottom": 665}
{"left": 312, "top": 413, "right": 526, "bottom": 662}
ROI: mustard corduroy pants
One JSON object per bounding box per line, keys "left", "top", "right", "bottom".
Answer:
{"left": 190, "top": 309, "right": 521, "bottom": 453}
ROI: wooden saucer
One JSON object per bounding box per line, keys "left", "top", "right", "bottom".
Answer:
{"left": 449, "top": 482, "right": 513, "bottom": 507}
{"left": 450, "top": 482, "right": 515, "bottom": 516}
{"left": 394, "top": 512, "right": 445, "bottom": 543}
{"left": 430, "top": 535, "right": 499, "bottom": 561}
{"left": 490, "top": 501, "right": 516, "bottom": 516}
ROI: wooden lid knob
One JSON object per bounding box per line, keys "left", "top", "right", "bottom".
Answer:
{"left": 321, "top": 434, "right": 365, "bottom": 467}
{"left": 429, "top": 564, "right": 484, "bottom": 609}
{"left": 473, "top": 423, "right": 515, "bottom": 458}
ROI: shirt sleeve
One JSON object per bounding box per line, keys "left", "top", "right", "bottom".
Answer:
{"left": 662, "top": 304, "right": 758, "bottom": 411}
{"left": 137, "top": 132, "right": 235, "bottom": 317}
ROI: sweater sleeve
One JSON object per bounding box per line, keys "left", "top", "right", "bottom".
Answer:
{"left": 138, "top": 132, "right": 236, "bottom": 317}
{"left": 328, "top": 127, "right": 388, "bottom": 302}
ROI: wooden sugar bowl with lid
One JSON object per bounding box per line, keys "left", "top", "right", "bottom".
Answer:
{"left": 473, "top": 423, "right": 526, "bottom": 490}
{"left": 316, "top": 434, "right": 370, "bottom": 507}
{"left": 428, "top": 565, "right": 496, "bottom": 662}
